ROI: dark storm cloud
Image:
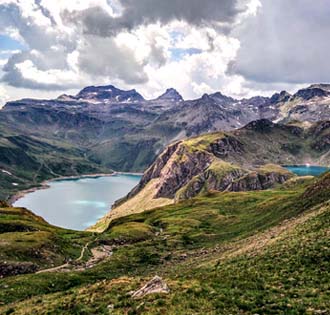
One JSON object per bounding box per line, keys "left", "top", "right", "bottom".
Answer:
{"left": 68, "top": 0, "right": 244, "bottom": 37}
{"left": 231, "top": 0, "right": 330, "bottom": 84}
{"left": 78, "top": 35, "right": 149, "bottom": 85}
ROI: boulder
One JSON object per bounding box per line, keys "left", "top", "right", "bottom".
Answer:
{"left": 131, "top": 276, "right": 170, "bottom": 298}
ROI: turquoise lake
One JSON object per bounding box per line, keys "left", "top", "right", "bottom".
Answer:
{"left": 14, "top": 174, "right": 141, "bottom": 231}
{"left": 284, "top": 165, "right": 329, "bottom": 177}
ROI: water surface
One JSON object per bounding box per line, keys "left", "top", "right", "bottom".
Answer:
{"left": 284, "top": 165, "right": 329, "bottom": 177}
{"left": 14, "top": 174, "right": 141, "bottom": 230}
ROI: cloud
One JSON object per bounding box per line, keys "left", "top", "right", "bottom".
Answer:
{"left": 78, "top": 35, "right": 148, "bottom": 85}
{"left": 139, "top": 27, "right": 242, "bottom": 99}
{"left": 231, "top": 0, "right": 330, "bottom": 84}
{"left": 70, "top": 0, "right": 244, "bottom": 37}
{"left": 0, "top": 0, "right": 273, "bottom": 100}
{"left": 0, "top": 85, "right": 9, "bottom": 107}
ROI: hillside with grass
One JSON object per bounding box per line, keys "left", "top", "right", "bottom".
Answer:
{"left": 0, "top": 127, "right": 111, "bottom": 201}
{"left": 94, "top": 119, "right": 330, "bottom": 230}
{"left": 0, "top": 172, "right": 329, "bottom": 314}
{"left": 0, "top": 202, "right": 95, "bottom": 278}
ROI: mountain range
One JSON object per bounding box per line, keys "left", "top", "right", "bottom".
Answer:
{"left": 1, "top": 83, "right": 330, "bottom": 199}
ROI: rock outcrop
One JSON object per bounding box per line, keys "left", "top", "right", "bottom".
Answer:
{"left": 131, "top": 276, "right": 170, "bottom": 298}
{"left": 227, "top": 168, "right": 291, "bottom": 192}
{"left": 0, "top": 261, "right": 38, "bottom": 278}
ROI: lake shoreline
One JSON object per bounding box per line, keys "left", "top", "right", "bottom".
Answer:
{"left": 9, "top": 172, "right": 143, "bottom": 206}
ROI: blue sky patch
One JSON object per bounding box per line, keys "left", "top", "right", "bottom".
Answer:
{"left": 0, "top": 35, "right": 24, "bottom": 51}
{"left": 170, "top": 48, "right": 202, "bottom": 61}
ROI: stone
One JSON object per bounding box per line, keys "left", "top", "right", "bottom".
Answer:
{"left": 131, "top": 276, "right": 170, "bottom": 298}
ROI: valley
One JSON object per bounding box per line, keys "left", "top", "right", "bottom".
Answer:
{"left": 1, "top": 1, "right": 330, "bottom": 313}
{"left": 0, "top": 83, "right": 330, "bottom": 314}
{"left": 0, "top": 172, "right": 329, "bottom": 314}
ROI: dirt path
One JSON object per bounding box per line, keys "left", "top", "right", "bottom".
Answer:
{"left": 36, "top": 262, "right": 70, "bottom": 274}
{"left": 76, "top": 241, "right": 92, "bottom": 261}
{"left": 36, "top": 241, "right": 92, "bottom": 274}
{"left": 36, "top": 241, "right": 113, "bottom": 274}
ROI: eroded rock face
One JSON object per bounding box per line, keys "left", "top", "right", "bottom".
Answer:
{"left": 154, "top": 148, "right": 213, "bottom": 199}
{"left": 175, "top": 166, "right": 293, "bottom": 200}
{"left": 209, "top": 135, "right": 244, "bottom": 158}
{"left": 205, "top": 168, "right": 247, "bottom": 191}
{"left": 228, "top": 172, "right": 291, "bottom": 191}
{"left": 113, "top": 141, "right": 183, "bottom": 207}
{"left": 176, "top": 167, "right": 247, "bottom": 200}
{"left": 119, "top": 141, "right": 214, "bottom": 200}
{"left": 0, "top": 261, "right": 38, "bottom": 278}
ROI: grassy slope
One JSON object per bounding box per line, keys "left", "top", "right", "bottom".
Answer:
{"left": 0, "top": 205, "right": 94, "bottom": 271}
{"left": 0, "top": 129, "right": 111, "bottom": 201}
{"left": 1, "top": 174, "right": 329, "bottom": 314}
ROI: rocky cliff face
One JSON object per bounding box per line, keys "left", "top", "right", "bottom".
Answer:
{"left": 227, "top": 169, "right": 291, "bottom": 192}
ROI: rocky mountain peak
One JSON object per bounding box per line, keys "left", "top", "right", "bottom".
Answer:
{"left": 76, "top": 84, "right": 145, "bottom": 103}
{"left": 309, "top": 83, "right": 330, "bottom": 91}
{"left": 293, "top": 86, "right": 329, "bottom": 101}
{"left": 209, "top": 91, "right": 236, "bottom": 103}
{"left": 201, "top": 93, "right": 212, "bottom": 101}
{"left": 270, "top": 91, "right": 291, "bottom": 103}
{"left": 157, "top": 88, "right": 183, "bottom": 102}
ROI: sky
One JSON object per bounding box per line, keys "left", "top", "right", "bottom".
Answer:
{"left": 0, "top": 0, "right": 329, "bottom": 105}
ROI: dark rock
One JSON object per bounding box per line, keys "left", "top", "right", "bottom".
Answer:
{"left": 228, "top": 172, "right": 291, "bottom": 191}
{"left": 293, "top": 87, "right": 329, "bottom": 101}
{"left": 76, "top": 85, "right": 145, "bottom": 103}
{"left": 0, "top": 201, "right": 9, "bottom": 208}
{"left": 209, "top": 135, "right": 244, "bottom": 158}
{"left": 245, "top": 119, "right": 275, "bottom": 133}
{"left": 309, "top": 121, "right": 330, "bottom": 136}
{"left": 311, "top": 135, "right": 330, "bottom": 151}
{"left": 0, "top": 261, "right": 38, "bottom": 278}
{"left": 156, "top": 88, "right": 183, "bottom": 102}
{"left": 270, "top": 91, "right": 291, "bottom": 103}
